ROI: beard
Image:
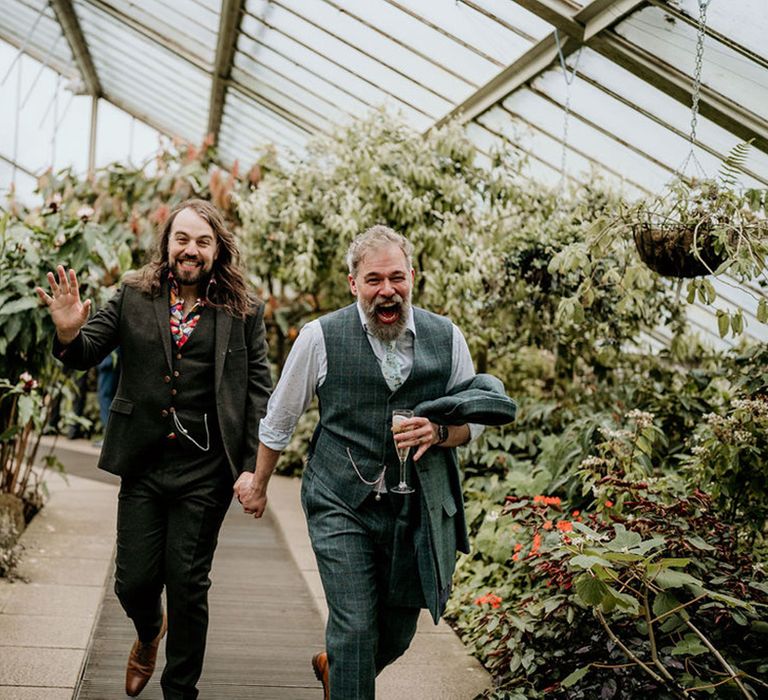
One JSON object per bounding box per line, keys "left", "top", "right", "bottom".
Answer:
{"left": 360, "top": 293, "right": 411, "bottom": 343}
{"left": 172, "top": 256, "right": 211, "bottom": 288}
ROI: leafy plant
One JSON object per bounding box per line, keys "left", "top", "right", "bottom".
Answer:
{"left": 681, "top": 396, "right": 768, "bottom": 547}
{"left": 607, "top": 144, "right": 768, "bottom": 337}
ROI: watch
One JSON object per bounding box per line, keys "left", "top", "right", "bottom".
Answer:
{"left": 435, "top": 424, "right": 449, "bottom": 445}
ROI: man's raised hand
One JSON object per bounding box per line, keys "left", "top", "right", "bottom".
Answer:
{"left": 35, "top": 265, "right": 91, "bottom": 344}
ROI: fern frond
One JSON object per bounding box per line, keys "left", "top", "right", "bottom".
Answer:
{"left": 718, "top": 139, "right": 753, "bottom": 188}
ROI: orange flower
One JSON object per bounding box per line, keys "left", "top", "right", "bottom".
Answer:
{"left": 572, "top": 510, "right": 580, "bottom": 517}
{"left": 474, "top": 593, "right": 502, "bottom": 608}
{"left": 556, "top": 521, "right": 573, "bottom": 532}
{"left": 543, "top": 520, "right": 553, "bottom": 530}
{"left": 514, "top": 543, "right": 523, "bottom": 552}
{"left": 533, "top": 495, "right": 562, "bottom": 506}
{"left": 512, "top": 553, "right": 519, "bottom": 562}
{"left": 605, "top": 500, "right": 614, "bottom": 508}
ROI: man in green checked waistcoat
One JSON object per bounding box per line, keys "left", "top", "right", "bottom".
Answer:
{"left": 236, "top": 225, "right": 489, "bottom": 700}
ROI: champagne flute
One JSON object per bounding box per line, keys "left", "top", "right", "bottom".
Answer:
{"left": 391, "top": 409, "right": 415, "bottom": 494}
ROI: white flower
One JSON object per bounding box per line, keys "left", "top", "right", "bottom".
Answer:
{"left": 77, "top": 205, "right": 94, "bottom": 220}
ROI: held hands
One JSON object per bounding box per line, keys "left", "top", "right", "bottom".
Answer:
{"left": 35, "top": 266, "right": 91, "bottom": 344}
{"left": 233, "top": 472, "right": 268, "bottom": 518}
{"left": 392, "top": 417, "right": 437, "bottom": 461}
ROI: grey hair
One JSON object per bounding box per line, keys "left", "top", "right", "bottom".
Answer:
{"left": 346, "top": 225, "right": 413, "bottom": 277}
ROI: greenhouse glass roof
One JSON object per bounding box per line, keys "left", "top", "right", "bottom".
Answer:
{"left": 1, "top": 0, "right": 767, "bottom": 347}
{"left": 2, "top": 0, "right": 766, "bottom": 188}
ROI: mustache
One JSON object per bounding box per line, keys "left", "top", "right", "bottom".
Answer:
{"left": 373, "top": 294, "right": 404, "bottom": 309}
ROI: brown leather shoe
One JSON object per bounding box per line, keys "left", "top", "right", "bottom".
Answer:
{"left": 125, "top": 614, "right": 167, "bottom": 697}
{"left": 311, "top": 651, "right": 329, "bottom": 700}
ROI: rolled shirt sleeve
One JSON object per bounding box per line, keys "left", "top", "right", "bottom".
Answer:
{"left": 258, "top": 320, "right": 326, "bottom": 451}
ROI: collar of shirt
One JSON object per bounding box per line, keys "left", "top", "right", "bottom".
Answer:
{"left": 168, "top": 271, "right": 209, "bottom": 314}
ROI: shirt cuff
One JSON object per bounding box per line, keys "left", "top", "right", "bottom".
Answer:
{"left": 258, "top": 419, "right": 294, "bottom": 452}
{"left": 468, "top": 423, "right": 484, "bottom": 442}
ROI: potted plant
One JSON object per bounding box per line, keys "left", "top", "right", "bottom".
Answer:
{"left": 627, "top": 146, "right": 767, "bottom": 280}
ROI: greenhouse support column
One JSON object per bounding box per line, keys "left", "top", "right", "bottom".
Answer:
{"left": 88, "top": 96, "right": 98, "bottom": 178}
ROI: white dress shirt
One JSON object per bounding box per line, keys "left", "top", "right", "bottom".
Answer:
{"left": 259, "top": 303, "right": 482, "bottom": 450}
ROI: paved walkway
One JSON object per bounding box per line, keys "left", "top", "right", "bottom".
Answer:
{"left": 0, "top": 438, "right": 490, "bottom": 699}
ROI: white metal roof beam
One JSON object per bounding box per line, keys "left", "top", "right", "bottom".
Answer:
{"left": 208, "top": 0, "right": 245, "bottom": 142}
{"left": 50, "top": 0, "right": 101, "bottom": 95}
{"left": 434, "top": 0, "right": 645, "bottom": 127}
{"left": 512, "top": 0, "right": 585, "bottom": 40}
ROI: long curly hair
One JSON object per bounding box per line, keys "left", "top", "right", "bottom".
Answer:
{"left": 125, "top": 199, "right": 253, "bottom": 317}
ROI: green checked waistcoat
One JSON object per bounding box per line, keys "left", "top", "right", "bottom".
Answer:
{"left": 308, "top": 303, "right": 453, "bottom": 507}
{"left": 307, "top": 304, "right": 469, "bottom": 620}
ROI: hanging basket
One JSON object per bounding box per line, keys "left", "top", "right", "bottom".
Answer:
{"left": 632, "top": 222, "right": 725, "bottom": 278}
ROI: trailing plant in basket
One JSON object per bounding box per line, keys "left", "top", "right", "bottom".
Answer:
{"left": 618, "top": 143, "right": 768, "bottom": 336}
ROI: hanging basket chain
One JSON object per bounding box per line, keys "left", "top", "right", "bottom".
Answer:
{"left": 679, "top": 0, "right": 711, "bottom": 178}
{"left": 554, "top": 29, "right": 583, "bottom": 197}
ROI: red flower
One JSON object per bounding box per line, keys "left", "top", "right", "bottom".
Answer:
{"left": 556, "top": 521, "right": 573, "bottom": 532}
{"left": 605, "top": 500, "right": 614, "bottom": 508}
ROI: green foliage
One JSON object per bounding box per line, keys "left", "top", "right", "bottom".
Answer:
{"left": 449, "top": 479, "right": 768, "bottom": 698}
{"left": 0, "top": 509, "right": 24, "bottom": 581}
{"left": 681, "top": 395, "right": 768, "bottom": 546}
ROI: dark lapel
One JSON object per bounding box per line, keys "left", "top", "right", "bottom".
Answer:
{"left": 214, "top": 306, "right": 232, "bottom": 396}
{"left": 153, "top": 282, "right": 172, "bottom": 371}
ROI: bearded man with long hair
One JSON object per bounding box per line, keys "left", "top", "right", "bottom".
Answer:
{"left": 37, "top": 199, "right": 272, "bottom": 700}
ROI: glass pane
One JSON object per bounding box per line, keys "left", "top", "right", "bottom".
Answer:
{"left": 0, "top": 50, "right": 90, "bottom": 175}
{"left": 459, "top": 0, "right": 552, "bottom": 40}
{"left": 230, "top": 61, "right": 347, "bottom": 127}
{"left": 224, "top": 90, "right": 310, "bottom": 147}
{"left": 100, "top": 0, "right": 218, "bottom": 66}
{"left": 95, "top": 98, "right": 164, "bottom": 169}
{"left": 674, "top": 0, "right": 767, "bottom": 63}
{"left": 237, "top": 16, "right": 432, "bottom": 128}
{"left": 570, "top": 49, "right": 768, "bottom": 186}
{"left": 230, "top": 66, "right": 338, "bottom": 133}
{"left": 1, "top": 0, "right": 75, "bottom": 76}
{"left": 329, "top": 0, "right": 505, "bottom": 79}
{"left": 497, "top": 90, "right": 661, "bottom": 193}
{"left": 243, "top": 0, "right": 454, "bottom": 114}
{"left": 234, "top": 39, "right": 370, "bottom": 117}
{"left": 616, "top": 6, "right": 768, "bottom": 119}
{"left": 394, "top": 0, "right": 535, "bottom": 64}
{"left": 532, "top": 63, "right": 768, "bottom": 191}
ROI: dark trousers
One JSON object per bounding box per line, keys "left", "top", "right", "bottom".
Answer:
{"left": 302, "top": 469, "right": 421, "bottom": 700}
{"left": 115, "top": 440, "right": 232, "bottom": 700}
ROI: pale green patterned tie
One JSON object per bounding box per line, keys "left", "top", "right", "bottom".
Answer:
{"left": 381, "top": 340, "right": 403, "bottom": 391}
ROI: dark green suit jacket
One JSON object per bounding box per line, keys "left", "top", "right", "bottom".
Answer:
{"left": 413, "top": 374, "right": 517, "bottom": 621}
{"left": 54, "top": 281, "right": 272, "bottom": 480}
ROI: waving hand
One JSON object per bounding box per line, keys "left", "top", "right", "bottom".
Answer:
{"left": 36, "top": 265, "right": 91, "bottom": 344}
